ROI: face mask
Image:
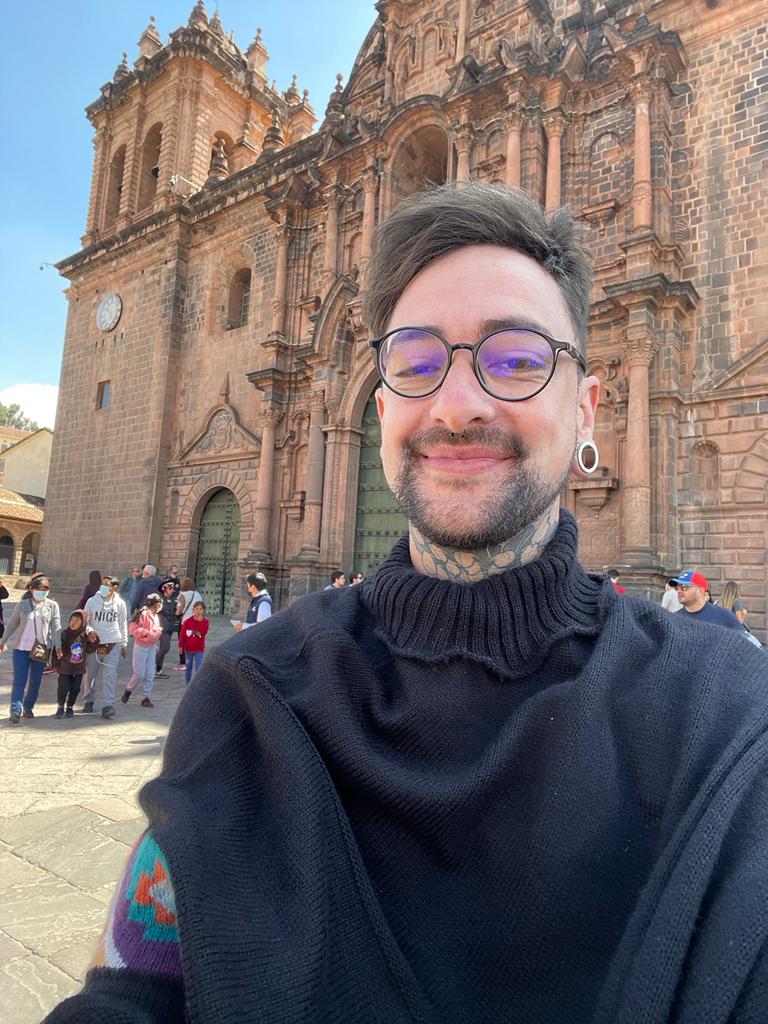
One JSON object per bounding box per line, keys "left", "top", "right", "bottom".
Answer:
{"left": 32, "top": 590, "right": 48, "bottom": 601}
{"left": 99, "top": 585, "right": 112, "bottom": 597}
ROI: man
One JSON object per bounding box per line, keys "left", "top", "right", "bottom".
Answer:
{"left": 607, "top": 568, "right": 625, "bottom": 594}
{"left": 82, "top": 574, "right": 127, "bottom": 718}
{"left": 131, "top": 563, "right": 162, "bottom": 612}
{"left": 234, "top": 572, "right": 272, "bottom": 631}
{"left": 118, "top": 566, "right": 140, "bottom": 611}
{"left": 324, "top": 569, "right": 346, "bottom": 590}
{"left": 661, "top": 577, "right": 683, "bottom": 612}
{"left": 349, "top": 571, "right": 364, "bottom": 585}
{"left": 47, "top": 184, "right": 768, "bottom": 1023}
{"left": 154, "top": 579, "right": 178, "bottom": 678}
{"left": 674, "top": 569, "right": 743, "bottom": 631}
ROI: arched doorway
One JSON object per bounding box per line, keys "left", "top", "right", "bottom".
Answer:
{"left": 390, "top": 125, "right": 448, "bottom": 205}
{"left": 353, "top": 391, "right": 408, "bottom": 576}
{"left": 0, "top": 533, "right": 14, "bottom": 574}
{"left": 195, "top": 489, "right": 241, "bottom": 615}
{"left": 20, "top": 532, "right": 41, "bottom": 573}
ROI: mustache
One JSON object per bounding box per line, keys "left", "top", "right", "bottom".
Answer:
{"left": 402, "top": 426, "right": 530, "bottom": 460}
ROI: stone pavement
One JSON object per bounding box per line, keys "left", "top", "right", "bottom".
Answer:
{"left": 0, "top": 614, "right": 236, "bottom": 1024}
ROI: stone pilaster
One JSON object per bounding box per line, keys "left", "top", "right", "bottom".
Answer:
{"left": 252, "top": 405, "right": 283, "bottom": 559}
{"left": 298, "top": 390, "right": 327, "bottom": 557}
{"left": 621, "top": 328, "right": 658, "bottom": 564}
{"left": 321, "top": 184, "right": 341, "bottom": 289}
{"left": 84, "top": 124, "right": 110, "bottom": 241}
{"left": 361, "top": 165, "right": 378, "bottom": 268}
{"left": 270, "top": 220, "right": 292, "bottom": 338}
{"left": 543, "top": 113, "right": 566, "bottom": 212}
{"left": 631, "top": 78, "right": 654, "bottom": 235}
{"left": 504, "top": 108, "right": 523, "bottom": 189}
{"left": 453, "top": 123, "right": 473, "bottom": 183}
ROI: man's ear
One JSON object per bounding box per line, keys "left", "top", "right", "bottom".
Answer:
{"left": 375, "top": 386, "right": 385, "bottom": 423}
{"left": 576, "top": 373, "right": 600, "bottom": 439}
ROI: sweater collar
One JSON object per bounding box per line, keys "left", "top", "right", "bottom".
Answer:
{"left": 362, "top": 510, "right": 605, "bottom": 677}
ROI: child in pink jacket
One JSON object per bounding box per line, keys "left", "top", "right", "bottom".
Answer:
{"left": 121, "top": 594, "right": 163, "bottom": 708}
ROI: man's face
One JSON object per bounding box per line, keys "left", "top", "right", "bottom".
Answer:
{"left": 677, "top": 584, "right": 703, "bottom": 608}
{"left": 376, "top": 245, "right": 599, "bottom": 550}
{"left": 162, "top": 584, "right": 174, "bottom": 599}
{"left": 334, "top": 575, "right": 346, "bottom": 588}
{"left": 131, "top": 568, "right": 139, "bottom": 578}
{"left": 246, "top": 582, "right": 257, "bottom": 597}
{"left": 142, "top": 567, "right": 151, "bottom": 578}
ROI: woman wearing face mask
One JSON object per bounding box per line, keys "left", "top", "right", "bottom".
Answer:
{"left": 0, "top": 573, "right": 62, "bottom": 722}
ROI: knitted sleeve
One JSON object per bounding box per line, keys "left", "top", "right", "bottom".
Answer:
{"left": 42, "top": 833, "right": 184, "bottom": 1023}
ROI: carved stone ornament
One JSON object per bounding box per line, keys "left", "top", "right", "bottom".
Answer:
{"left": 197, "top": 410, "right": 244, "bottom": 454}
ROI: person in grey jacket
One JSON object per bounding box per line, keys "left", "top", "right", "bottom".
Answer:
{"left": 0, "top": 573, "right": 62, "bottom": 722}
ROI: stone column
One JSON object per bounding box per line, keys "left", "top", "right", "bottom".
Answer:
{"left": 621, "top": 331, "right": 658, "bottom": 563}
{"left": 543, "top": 114, "right": 566, "bottom": 212}
{"left": 631, "top": 79, "right": 653, "bottom": 234}
{"left": 361, "top": 166, "right": 378, "bottom": 267}
{"left": 299, "top": 391, "right": 327, "bottom": 556}
{"left": 505, "top": 109, "right": 523, "bottom": 188}
{"left": 321, "top": 185, "right": 340, "bottom": 289}
{"left": 84, "top": 125, "right": 110, "bottom": 240}
{"left": 454, "top": 124, "right": 473, "bottom": 184}
{"left": 455, "top": 0, "right": 470, "bottom": 61}
{"left": 271, "top": 221, "right": 292, "bottom": 338}
{"left": 252, "top": 405, "right": 283, "bottom": 558}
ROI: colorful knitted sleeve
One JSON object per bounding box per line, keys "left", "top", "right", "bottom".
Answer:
{"left": 90, "top": 831, "right": 182, "bottom": 977}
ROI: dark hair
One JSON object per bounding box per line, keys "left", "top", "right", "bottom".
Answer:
{"left": 246, "top": 572, "right": 267, "bottom": 589}
{"left": 666, "top": 578, "right": 679, "bottom": 588}
{"left": 131, "top": 592, "right": 163, "bottom": 623}
{"left": 350, "top": 572, "right": 364, "bottom": 582}
{"left": 362, "top": 181, "right": 592, "bottom": 351}
{"left": 193, "top": 600, "right": 206, "bottom": 612}
{"left": 181, "top": 577, "right": 195, "bottom": 591}
{"left": 330, "top": 570, "right": 345, "bottom": 584}
{"left": 607, "top": 569, "right": 620, "bottom": 581}
{"left": 69, "top": 610, "right": 85, "bottom": 627}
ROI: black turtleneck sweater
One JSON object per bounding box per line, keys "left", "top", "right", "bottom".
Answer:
{"left": 47, "top": 513, "right": 768, "bottom": 1024}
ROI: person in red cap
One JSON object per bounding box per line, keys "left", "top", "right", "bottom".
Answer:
{"left": 673, "top": 570, "right": 743, "bottom": 630}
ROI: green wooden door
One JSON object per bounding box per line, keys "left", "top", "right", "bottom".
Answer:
{"left": 354, "top": 391, "right": 408, "bottom": 576}
{"left": 196, "top": 489, "right": 241, "bottom": 615}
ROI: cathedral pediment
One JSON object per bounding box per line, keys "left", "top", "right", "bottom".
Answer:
{"left": 174, "top": 405, "right": 260, "bottom": 466}
{"left": 699, "top": 339, "right": 768, "bottom": 395}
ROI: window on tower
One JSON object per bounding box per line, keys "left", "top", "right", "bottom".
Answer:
{"left": 227, "top": 268, "right": 251, "bottom": 329}
{"left": 138, "top": 123, "right": 163, "bottom": 210}
{"left": 103, "top": 144, "right": 126, "bottom": 231}
{"left": 96, "top": 380, "right": 111, "bottom": 411}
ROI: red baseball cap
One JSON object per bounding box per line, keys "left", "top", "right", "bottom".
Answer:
{"left": 673, "top": 570, "right": 709, "bottom": 590}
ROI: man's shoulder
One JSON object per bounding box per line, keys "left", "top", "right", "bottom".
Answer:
{"left": 689, "top": 602, "right": 741, "bottom": 630}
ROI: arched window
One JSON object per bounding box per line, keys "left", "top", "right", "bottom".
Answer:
{"left": 103, "top": 144, "right": 126, "bottom": 229}
{"left": 138, "top": 123, "right": 162, "bottom": 210}
{"left": 227, "top": 268, "right": 251, "bottom": 328}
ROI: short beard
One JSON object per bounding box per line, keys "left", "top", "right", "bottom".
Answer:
{"left": 392, "top": 426, "right": 574, "bottom": 551}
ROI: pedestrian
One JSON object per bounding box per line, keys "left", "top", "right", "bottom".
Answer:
{"left": 118, "top": 566, "right": 141, "bottom": 611}
{"left": 53, "top": 610, "right": 94, "bottom": 719}
{"left": 233, "top": 572, "right": 272, "bottom": 631}
{"left": 175, "top": 577, "right": 203, "bottom": 669}
{"left": 46, "top": 184, "right": 768, "bottom": 1022}
{"left": 121, "top": 594, "right": 163, "bottom": 708}
{"left": 721, "top": 579, "right": 747, "bottom": 625}
{"left": 0, "top": 575, "right": 8, "bottom": 640}
{"left": 154, "top": 579, "right": 178, "bottom": 678}
{"left": 0, "top": 573, "right": 61, "bottom": 722}
{"left": 324, "top": 569, "right": 346, "bottom": 590}
{"left": 167, "top": 565, "right": 181, "bottom": 593}
{"left": 131, "top": 563, "right": 163, "bottom": 612}
{"left": 661, "top": 577, "right": 682, "bottom": 612}
{"left": 674, "top": 570, "right": 742, "bottom": 631}
{"left": 76, "top": 569, "right": 102, "bottom": 610}
{"left": 82, "top": 574, "right": 128, "bottom": 718}
{"left": 607, "top": 568, "right": 625, "bottom": 594}
{"left": 349, "top": 571, "right": 364, "bottom": 585}
{"left": 179, "top": 601, "right": 209, "bottom": 684}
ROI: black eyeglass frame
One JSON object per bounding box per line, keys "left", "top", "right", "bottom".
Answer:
{"left": 369, "top": 326, "right": 588, "bottom": 402}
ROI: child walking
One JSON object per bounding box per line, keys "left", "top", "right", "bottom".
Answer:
{"left": 54, "top": 611, "right": 93, "bottom": 718}
{"left": 180, "top": 601, "right": 209, "bottom": 684}
{"left": 121, "top": 594, "right": 162, "bottom": 708}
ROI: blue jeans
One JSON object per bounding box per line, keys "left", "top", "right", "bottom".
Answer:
{"left": 185, "top": 651, "right": 204, "bottom": 684}
{"left": 11, "top": 649, "right": 45, "bottom": 716}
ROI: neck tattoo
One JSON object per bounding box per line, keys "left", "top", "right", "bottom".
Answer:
{"left": 409, "top": 503, "right": 560, "bottom": 584}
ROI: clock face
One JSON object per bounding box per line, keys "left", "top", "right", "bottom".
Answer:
{"left": 96, "top": 292, "right": 122, "bottom": 332}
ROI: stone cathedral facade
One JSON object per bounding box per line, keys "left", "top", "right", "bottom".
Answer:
{"left": 40, "top": 0, "right": 767, "bottom": 638}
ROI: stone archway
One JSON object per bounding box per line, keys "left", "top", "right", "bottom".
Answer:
{"left": 0, "top": 531, "right": 14, "bottom": 574}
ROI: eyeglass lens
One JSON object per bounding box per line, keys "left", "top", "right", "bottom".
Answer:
{"left": 379, "top": 329, "right": 555, "bottom": 399}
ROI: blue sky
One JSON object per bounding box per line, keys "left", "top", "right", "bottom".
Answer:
{"left": 0, "top": 1, "right": 377, "bottom": 427}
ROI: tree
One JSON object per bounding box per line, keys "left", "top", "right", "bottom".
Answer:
{"left": 0, "top": 402, "right": 38, "bottom": 432}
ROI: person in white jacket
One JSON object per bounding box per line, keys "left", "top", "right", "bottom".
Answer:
{"left": 82, "top": 574, "right": 128, "bottom": 718}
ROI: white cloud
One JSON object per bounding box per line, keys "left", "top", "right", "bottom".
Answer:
{"left": 0, "top": 383, "right": 59, "bottom": 430}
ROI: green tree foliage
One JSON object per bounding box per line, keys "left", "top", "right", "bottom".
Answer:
{"left": 0, "top": 402, "right": 39, "bottom": 432}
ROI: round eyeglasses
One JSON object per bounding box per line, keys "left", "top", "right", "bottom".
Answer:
{"left": 370, "top": 326, "right": 587, "bottom": 402}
